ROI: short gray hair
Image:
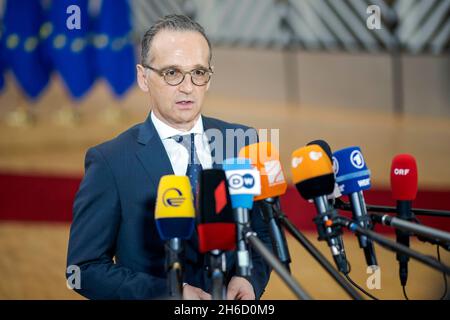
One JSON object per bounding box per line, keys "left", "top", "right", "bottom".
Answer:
{"left": 140, "top": 14, "right": 212, "bottom": 65}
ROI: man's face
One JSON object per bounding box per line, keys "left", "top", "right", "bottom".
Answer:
{"left": 137, "top": 30, "right": 211, "bottom": 130}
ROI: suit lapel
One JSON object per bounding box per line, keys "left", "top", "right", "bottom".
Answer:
{"left": 135, "top": 114, "right": 174, "bottom": 188}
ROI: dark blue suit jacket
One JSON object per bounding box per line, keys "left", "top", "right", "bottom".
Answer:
{"left": 66, "top": 114, "right": 273, "bottom": 299}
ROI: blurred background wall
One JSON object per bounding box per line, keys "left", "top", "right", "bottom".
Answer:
{"left": 0, "top": 0, "right": 449, "bottom": 300}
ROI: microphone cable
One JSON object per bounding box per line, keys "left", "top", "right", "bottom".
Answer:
{"left": 411, "top": 215, "right": 449, "bottom": 300}
{"left": 342, "top": 261, "right": 380, "bottom": 300}
{"left": 401, "top": 245, "right": 448, "bottom": 300}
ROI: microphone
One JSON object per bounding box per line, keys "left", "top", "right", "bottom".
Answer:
{"left": 390, "top": 154, "right": 418, "bottom": 287}
{"left": 333, "top": 146, "right": 378, "bottom": 269}
{"left": 197, "top": 169, "right": 236, "bottom": 253}
{"left": 222, "top": 157, "right": 261, "bottom": 277}
{"left": 197, "top": 169, "right": 236, "bottom": 300}
{"left": 155, "top": 175, "right": 195, "bottom": 299}
{"left": 291, "top": 145, "right": 349, "bottom": 273}
{"left": 306, "top": 140, "right": 342, "bottom": 200}
{"left": 223, "top": 158, "right": 313, "bottom": 300}
{"left": 239, "top": 141, "right": 292, "bottom": 272}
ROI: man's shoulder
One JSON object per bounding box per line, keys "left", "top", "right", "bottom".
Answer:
{"left": 89, "top": 122, "right": 142, "bottom": 157}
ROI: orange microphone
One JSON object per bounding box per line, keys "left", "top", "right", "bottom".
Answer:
{"left": 239, "top": 142, "right": 292, "bottom": 272}
{"left": 239, "top": 141, "right": 288, "bottom": 201}
{"left": 291, "top": 145, "right": 349, "bottom": 274}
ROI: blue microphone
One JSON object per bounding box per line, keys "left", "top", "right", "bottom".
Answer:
{"left": 333, "top": 147, "right": 378, "bottom": 269}
{"left": 222, "top": 158, "right": 261, "bottom": 277}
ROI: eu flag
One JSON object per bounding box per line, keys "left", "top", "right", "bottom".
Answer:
{"left": 94, "top": 0, "right": 135, "bottom": 98}
{"left": 0, "top": 28, "right": 5, "bottom": 93}
{"left": 47, "top": 0, "right": 96, "bottom": 100}
{"left": 2, "top": 0, "right": 51, "bottom": 100}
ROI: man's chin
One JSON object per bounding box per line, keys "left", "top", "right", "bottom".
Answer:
{"left": 172, "top": 110, "right": 201, "bottom": 126}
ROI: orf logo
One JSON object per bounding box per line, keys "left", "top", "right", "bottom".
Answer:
{"left": 394, "top": 168, "right": 410, "bottom": 176}
{"left": 228, "top": 174, "right": 255, "bottom": 189}
{"left": 162, "top": 188, "right": 185, "bottom": 207}
{"left": 350, "top": 150, "right": 365, "bottom": 169}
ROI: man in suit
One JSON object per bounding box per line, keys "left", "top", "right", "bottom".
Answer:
{"left": 66, "top": 14, "right": 272, "bottom": 300}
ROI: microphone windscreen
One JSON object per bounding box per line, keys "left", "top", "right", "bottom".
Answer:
{"left": 306, "top": 139, "right": 343, "bottom": 199}
{"left": 390, "top": 154, "right": 418, "bottom": 201}
{"left": 197, "top": 169, "right": 236, "bottom": 252}
{"left": 239, "top": 142, "right": 287, "bottom": 201}
{"left": 155, "top": 175, "right": 195, "bottom": 240}
{"left": 291, "top": 145, "right": 335, "bottom": 199}
{"left": 307, "top": 139, "right": 333, "bottom": 161}
{"left": 222, "top": 158, "right": 261, "bottom": 209}
{"left": 333, "top": 146, "right": 371, "bottom": 195}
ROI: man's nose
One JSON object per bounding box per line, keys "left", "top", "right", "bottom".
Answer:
{"left": 178, "top": 73, "right": 193, "bottom": 94}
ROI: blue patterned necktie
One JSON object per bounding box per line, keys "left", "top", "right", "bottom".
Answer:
{"left": 172, "top": 133, "right": 204, "bottom": 267}
{"left": 172, "top": 133, "right": 203, "bottom": 202}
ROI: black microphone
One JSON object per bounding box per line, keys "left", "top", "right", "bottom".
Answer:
{"left": 197, "top": 169, "right": 236, "bottom": 300}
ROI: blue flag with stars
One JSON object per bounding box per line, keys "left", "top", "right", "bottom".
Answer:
{"left": 47, "top": 0, "right": 96, "bottom": 100}
{"left": 0, "top": 28, "right": 5, "bottom": 93}
{"left": 2, "top": 0, "right": 51, "bottom": 100}
{"left": 94, "top": 0, "right": 135, "bottom": 98}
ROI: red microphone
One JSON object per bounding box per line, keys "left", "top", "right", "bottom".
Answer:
{"left": 196, "top": 169, "right": 236, "bottom": 300}
{"left": 391, "top": 154, "right": 418, "bottom": 201}
{"left": 390, "top": 154, "right": 418, "bottom": 287}
{"left": 197, "top": 169, "right": 236, "bottom": 253}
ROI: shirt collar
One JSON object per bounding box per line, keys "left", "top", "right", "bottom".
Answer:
{"left": 151, "top": 111, "right": 204, "bottom": 140}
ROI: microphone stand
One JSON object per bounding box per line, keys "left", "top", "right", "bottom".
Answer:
{"left": 313, "top": 196, "right": 349, "bottom": 274}
{"left": 335, "top": 199, "right": 450, "bottom": 218}
{"left": 335, "top": 216, "right": 450, "bottom": 276}
{"left": 234, "top": 208, "right": 252, "bottom": 277}
{"left": 370, "top": 213, "right": 450, "bottom": 251}
{"left": 208, "top": 249, "right": 227, "bottom": 300}
{"left": 259, "top": 198, "right": 292, "bottom": 272}
{"left": 244, "top": 229, "right": 312, "bottom": 300}
{"left": 272, "top": 208, "right": 364, "bottom": 300}
{"left": 166, "top": 238, "right": 183, "bottom": 299}
{"left": 235, "top": 206, "right": 311, "bottom": 299}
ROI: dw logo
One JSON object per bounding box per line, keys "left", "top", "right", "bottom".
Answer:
{"left": 228, "top": 174, "right": 255, "bottom": 189}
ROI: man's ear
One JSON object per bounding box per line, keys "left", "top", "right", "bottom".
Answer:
{"left": 206, "top": 65, "right": 214, "bottom": 91}
{"left": 136, "top": 64, "right": 149, "bottom": 92}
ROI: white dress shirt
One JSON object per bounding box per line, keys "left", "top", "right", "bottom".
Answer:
{"left": 151, "top": 111, "right": 213, "bottom": 175}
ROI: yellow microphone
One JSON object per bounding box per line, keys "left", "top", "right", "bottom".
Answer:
{"left": 154, "top": 175, "right": 196, "bottom": 299}
{"left": 155, "top": 175, "right": 195, "bottom": 240}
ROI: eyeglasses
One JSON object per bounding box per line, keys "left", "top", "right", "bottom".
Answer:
{"left": 142, "top": 64, "right": 213, "bottom": 86}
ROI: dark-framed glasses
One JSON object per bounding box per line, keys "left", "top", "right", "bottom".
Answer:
{"left": 142, "top": 64, "right": 213, "bottom": 86}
